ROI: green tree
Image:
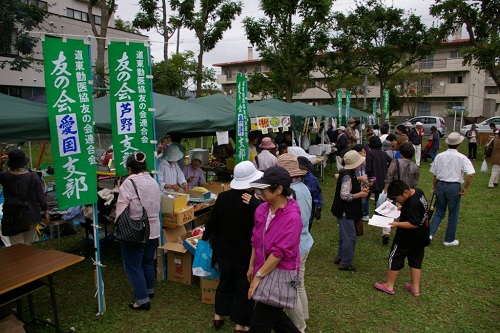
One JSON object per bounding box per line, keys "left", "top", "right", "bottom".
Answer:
{"left": 243, "top": 0, "right": 331, "bottom": 102}
{"left": 87, "top": 0, "right": 117, "bottom": 96}
{"left": 133, "top": 0, "right": 181, "bottom": 62}
{"left": 152, "top": 50, "right": 217, "bottom": 99}
{"left": 171, "top": 0, "right": 242, "bottom": 97}
{"left": 0, "top": 0, "right": 49, "bottom": 71}
{"left": 114, "top": 16, "right": 139, "bottom": 34}
{"left": 430, "top": 0, "right": 500, "bottom": 88}
{"left": 390, "top": 66, "right": 432, "bottom": 117}
{"left": 335, "top": 0, "right": 439, "bottom": 123}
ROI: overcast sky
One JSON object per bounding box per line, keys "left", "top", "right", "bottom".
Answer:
{"left": 115, "top": 0, "right": 438, "bottom": 72}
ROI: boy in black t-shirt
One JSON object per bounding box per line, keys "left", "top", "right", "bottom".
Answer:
{"left": 374, "top": 180, "right": 430, "bottom": 296}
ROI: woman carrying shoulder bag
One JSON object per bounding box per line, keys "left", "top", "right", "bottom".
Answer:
{"left": 0, "top": 149, "right": 49, "bottom": 245}
{"left": 247, "top": 166, "right": 302, "bottom": 333}
{"left": 115, "top": 152, "right": 161, "bottom": 310}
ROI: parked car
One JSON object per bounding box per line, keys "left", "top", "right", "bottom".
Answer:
{"left": 397, "top": 116, "right": 447, "bottom": 137}
{"left": 460, "top": 116, "right": 500, "bottom": 136}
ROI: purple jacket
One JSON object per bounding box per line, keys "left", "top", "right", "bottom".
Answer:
{"left": 251, "top": 198, "right": 302, "bottom": 274}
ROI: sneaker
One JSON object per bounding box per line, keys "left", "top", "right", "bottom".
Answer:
{"left": 429, "top": 235, "right": 433, "bottom": 240}
{"left": 404, "top": 283, "right": 420, "bottom": 297}
{"left": 333, "top": 257, "right": 341, "bottom": 265}
{"left": 374, "top": 282, "right": 394, "bottom": 295}
{"left": 338, "top": 264, "right": 357, "bottom": 271}
{"left": 443, "top": 240, "right": 459, "bottom": 246}
{"left": 362, "top": 215, "right": 369, "bottom": 222}
{"left": 382, "top": 235, "right": 390, "bottom": 245}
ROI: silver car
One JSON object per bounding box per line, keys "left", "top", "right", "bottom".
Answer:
{"left": 398, "top": 116, "right": 447, "bottom": 137}
{"left": 460, "top": 116, "right": 500, "bottom": 136}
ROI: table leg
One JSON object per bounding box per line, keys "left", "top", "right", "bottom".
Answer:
{"left": 48, "top": 275, "right": 61, "bottom": 333}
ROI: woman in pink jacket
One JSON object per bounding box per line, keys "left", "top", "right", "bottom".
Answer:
{"left": 115, "top": 152, "right": 161, "bottom": 311}
{"left": 247, "top": 166, "right": 302, "bottom": 333}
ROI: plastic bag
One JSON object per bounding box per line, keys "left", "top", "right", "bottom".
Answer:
{"left": 481, "top": 160, "right": 488, "bottom": 173}
{"left": 376, "top": 192, "right": 388, "bottom": 208}
{"left": 192, "top": 239, "right": 220, "bottom": 279}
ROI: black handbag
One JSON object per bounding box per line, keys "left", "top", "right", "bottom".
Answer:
{"left": 1, "top": 173, "right": 34, "bottom": 236}
{"left": 114, "top": 179, "right": 150, "bottom": 244}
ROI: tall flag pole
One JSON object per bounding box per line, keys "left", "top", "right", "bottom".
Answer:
{"left": 42, "top": 36, "right": 103, "bottom": 313}
{"left": 235, "top": 74, "right": 249, "bottom": 163}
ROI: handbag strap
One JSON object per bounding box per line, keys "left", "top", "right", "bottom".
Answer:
{"left": 128, "top": 179, "right": 144, "bottom": 209}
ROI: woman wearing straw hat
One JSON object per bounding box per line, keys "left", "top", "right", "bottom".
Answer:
{"left": 330, "top": 150, "right": 369, "bottom": 271}
{"left": 158, "top": 145, "right": 188, "bottom": 191}
{"left": 204, "top": 161, "right": 263, "bottom": 332}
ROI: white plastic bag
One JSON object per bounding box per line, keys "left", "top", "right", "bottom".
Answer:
{"left": 376, "top": 192, "right": 388, "bottom": 208}
{"left": 481, "top": 160, "right": 488, "bottom": 173}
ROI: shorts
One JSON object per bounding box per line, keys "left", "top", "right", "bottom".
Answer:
{"left": 388, "top": 244, "right": 425, "bottom": 271}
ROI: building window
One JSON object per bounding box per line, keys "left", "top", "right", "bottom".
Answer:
{"left": 254, "top": 66, "right": 261, "bottom": 73}
{"left": 419, "top": 55, "right": 434, "bottom": 69}
{"left": 487, "top": 86, "right": 499, "bottom": 94}
{"left": 239, "top": 68, "right": 247, "bottom": 74}
{"left": 418, "top": 78, "right": 432, "bottom": 94}
{"left": 225, "top": 69, "right": 232, "bottom": 79}
{"left": 449, "top": 75, "right": 463, "bottom": 84}
{"left": 66, "top": 7, "right": 101, "bottom": 25}
{"left": 450, "top": 50, "right": 462, "bottom": 59}
{"left": 417, "top": 102, "right": 431, "bottom": 116}
{"left": 26, "top": 0, "right": 48, "bottom": 9}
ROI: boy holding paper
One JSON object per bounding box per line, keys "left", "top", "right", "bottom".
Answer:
{"left": 374, "top": 180, "right": 430, "bottom": 296}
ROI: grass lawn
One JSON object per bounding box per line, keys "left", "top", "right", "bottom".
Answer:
{"left": 14, "top": 140, "right": 500, "bottom": 332}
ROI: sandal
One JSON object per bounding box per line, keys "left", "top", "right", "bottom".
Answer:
{"left": 404, "top": 283, "right": 421, "bottom": 297}
{"left": 374, "top": 282, "right": 395, "bottom": 295}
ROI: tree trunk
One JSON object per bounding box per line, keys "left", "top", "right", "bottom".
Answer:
{"left": 162, "top": 0, "right": 168, "bottom": 62}
{"left": 196, "top": 46, "right": 204, "bottom": 97}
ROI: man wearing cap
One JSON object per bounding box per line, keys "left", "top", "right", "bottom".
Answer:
{"left": 429, "top": 132, "right": 475, "bottom": 246}
{"left": 253, "top": 137, "right": 278, "bottom": 171}
{"left": 158, "top": 145, "right": 188, "bottom": 191}
{"left": 346, "top": 117, "right": 360, "bottom": 144}
{"left": 335, "top": 126, "right": 348, "bottom": 171}
{"left": 182, "top": 152, "right": 207, "bottom": 188}
{"left": 408, "top": 122, "right": 424, "bottom": 166}
{"left": 277, "top": 154, "right": 313, "bottom": 333}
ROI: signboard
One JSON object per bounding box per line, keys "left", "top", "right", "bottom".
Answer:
{"left": 372, "top": 98, "right": 377, "bottom": 120}
{"left": 345, "top": 91, "right": 351, "bottom": 125}
{"left": 108, "top": 41, "right": 155, "bottom": 176}
{"left": 336, "top": 89, "right": 343, "bottom": 124}
{"left": 235, "top": 74, "right": 249, "bottom": 163}
{"left": 383, "top": 89, "right": 390, "bottom": 122}
{"left": 42, "top": 37, "right": 97, "bottom": 209}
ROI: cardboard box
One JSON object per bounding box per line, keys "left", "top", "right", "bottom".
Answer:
{"left": 202, "top": 182, "right": 229, "bottom": 195}
{"left": 162, "top": 206, "right": 194, "bottom": 228}
{"left": 186, "top": 189, "right": 212, "bottom": 201}
{"left": 183, "top": 234, "right": 202, "bottom": 255}
{"left": 161, "top": 192, "right": 188, "bottom": 214}
{"left": 201, "top": 278, "right": 219, "bottom": 305}
{"left": 159, "top": 227, "right": 196, "bottom": 285}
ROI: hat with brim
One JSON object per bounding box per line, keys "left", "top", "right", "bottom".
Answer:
{"left": 277, "top": 153, "right": 307, "bottom": 177}
{"left": 249, "top": 166, "right": 291, "bottom": 189}
{"left": 343, "top": 150, "right": 365, "bottom": 170}
{"left": 164, "top": 145, "right": 184, "bottom": 162}
{"left": 297, "top": 156, "right": 314, "bottom": 174}
{"left": 7, "top": 149, "right": 29, "bottom": 169}
{"left": 338, "top": 126, "right": 346, "bottom": 131}
{"left": 348, "top": 117, "right": 356, "bottom": 124}
{"left": 445, "top": 132, "right": 465, "bottom": 145}
{"left": 230, "top": 161, "right": 263, "bottom": 190}
{"left": 415, "top": 122, "right": 423, "bottom": 126}
{"left": 259, "top": 137, "right": 276, "bottom": 149}
{"left": 471, "top": 124, "right": 477, "bottom": 128}
{"left": 191, "top": 152, "right": 203, "bottom": 163}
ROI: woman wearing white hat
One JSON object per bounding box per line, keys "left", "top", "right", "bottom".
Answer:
{"left": 330, "top": 150, "right": 369, "bottom": 271}
{"left": 182, "top": 152, "right": 208, "bottom": 188}
{"left": 158, "top": 145, "right": 188, "bottom": 191}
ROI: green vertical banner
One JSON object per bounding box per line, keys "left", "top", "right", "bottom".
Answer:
{"left": 42, "top": 37, "right": 97, "bottom": 210}
{"left": 336, "top": 89, "right": 343, "bottom": 125}
{"left": 235, "top": 74, "right": 249, "bottom": 163}
{"left": 108, "top": 41, "right": 155, "bottom": 176}
{"left": 345, "top": 91, "right": 351, "bottom": 126}
{"left": 372, "top": 98, "right": 377, "bottom": 121}
{"left": 383, "top": 89, "right": 390, "bottom": 122}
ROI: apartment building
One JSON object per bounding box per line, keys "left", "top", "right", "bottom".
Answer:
{"left": 0, "top": 0, "right": 147, "bottom": 100}
{"left": 213, "top": 41, "right": 499, "bottom": 118}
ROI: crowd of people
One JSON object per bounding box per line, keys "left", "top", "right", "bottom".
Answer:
{"left": 2, "top": 118, "right": 498, "bottom": 333}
